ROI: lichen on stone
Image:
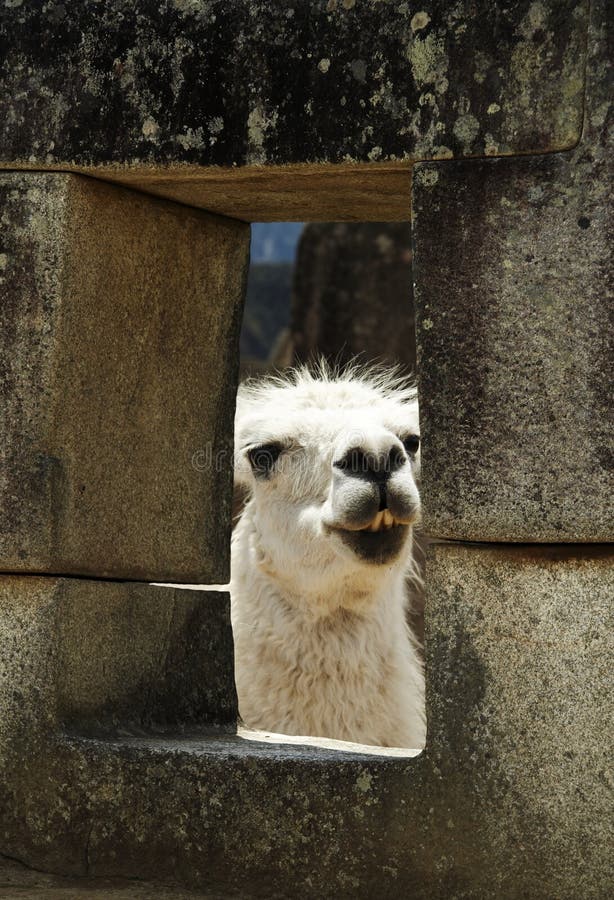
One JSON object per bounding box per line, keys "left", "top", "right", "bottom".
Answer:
{"left": 407, "top": 31, "right": 449, "bottom": 95}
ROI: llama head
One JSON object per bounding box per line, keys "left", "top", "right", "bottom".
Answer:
{"left": 234, "top": 363, "right": 421, "bottom": 599}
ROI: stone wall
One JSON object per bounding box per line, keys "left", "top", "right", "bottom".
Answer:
{"left": 0, "top": 0, "right": 611, "bottom": 897}
{"left": 413, "top": 151, "right": 612, "bottom": 542}
{"left": 0, "top": 0, "right": 590, "bottom": 220}
{"left": 287, "top": 222, "right": 415, "bottom": 371}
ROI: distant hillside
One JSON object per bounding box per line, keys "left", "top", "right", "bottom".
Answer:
{"left": 251, "top": 223, "right": 303, "bottom": 263}
{"left": 240, "top": 262, "right": 293, "bottom": 361}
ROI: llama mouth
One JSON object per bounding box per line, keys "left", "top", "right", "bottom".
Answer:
{"left": 336, "top": 519, "right": 410, "bottom": 564}
{"left": 359, "top": 509, "right": 401, "bottom": 532}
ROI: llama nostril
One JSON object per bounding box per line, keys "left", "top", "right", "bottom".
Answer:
{"left": 334, "top": 447, "right": 367, "bottom": 475}
{"left": 335, "top": 443, "right": 405, "bottom": 481}
{"left": 378, "top": 483, "right": 387, "bottom": 511}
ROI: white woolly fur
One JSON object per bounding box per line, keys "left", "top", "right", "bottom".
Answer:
{"left": 231, "top": 362, "right": 426, "bottom": 749}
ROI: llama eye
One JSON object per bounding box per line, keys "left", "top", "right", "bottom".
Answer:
{"left": 247, "top": 443, "right": 284, "bottom": 478}
{"left": 402, "top": 435, "right": 420, "bottom": 455}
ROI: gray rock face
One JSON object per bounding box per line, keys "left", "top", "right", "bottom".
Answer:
{"left": 0, "top": 577, "right": 236, "bottom": 744}
{"left": 423, "top": 542, "right": 613, "bottom": 900}
{"left": 0, "top": 1, "right": 587, "bottom": 171}
{"left": 288, "top": 222, "right": 415, "bottom": 372}
{"left": 0, "top": 174, "right": 249, "bottom": 581}
{"left": 413, "top": 140, "right": 612, "bottom": 543}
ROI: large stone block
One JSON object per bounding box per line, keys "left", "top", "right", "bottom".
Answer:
{"left": 287, "top": 222, "right": 416, "bottom": 371}
{"left": 413, "top": 152, "right": 612, "bottom": 542}
{"left": 0, "top": 576, "right": 236, "bottom": 745}
{"left": 423, "top": 542, "right": 613, "bottom": 897}
{"left": 0, "top": 2, "right": 589, "bottom": 219}
{"left": 0, "top": 173, "right": 249, "bottom": 580}
{"left": 412, "top": 0, "right": 612, "bottom": 542}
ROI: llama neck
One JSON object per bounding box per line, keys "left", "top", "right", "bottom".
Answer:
{"left": 232, "top": 504, "right": 409, "bottom": 622}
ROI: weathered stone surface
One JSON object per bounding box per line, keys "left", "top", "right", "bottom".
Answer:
{"left": 0, "top": 577, "right": 236, "bottom": 740}
{"left": 413, "top": 0, "right": 612, "bottom": 543}
{"left": 107, "top": 162, "right": 414, "bottom": 223}
{"left": 0, "top": 173, "right": 249, "bottom": 580}
{"left": 413, "top": 126, "right": 612, "bottom": 541}
{"left": 0, "top": 855, "right": 233, "bottom": 898}
{"left": 423, "top": 541, "right": 613, "bottom": 899}
{"left": 1, "top": 549, "right": 611, "bottom": 898}
{"left": 287, "top": 222, "right": 415, "bottom": 371}
{"left": 0, "top": 2, "right": 588, "bottom": 218}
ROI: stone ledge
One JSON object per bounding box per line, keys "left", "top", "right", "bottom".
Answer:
{"left": 81, "top": 161, "right": 413, "bottom": 223}
{"left": 0, "top": 855, "right": 220, "bottom": 900}
{"left": 0, "top": 1, "right": 588, "bottom": 218}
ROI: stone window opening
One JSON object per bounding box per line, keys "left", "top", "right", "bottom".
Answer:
{"left": 221, "top": 221, "right": 427, "bottom": 755}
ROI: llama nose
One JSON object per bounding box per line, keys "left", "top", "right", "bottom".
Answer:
{"left": 334, "top": 443, "right": 406, "bottom": 483}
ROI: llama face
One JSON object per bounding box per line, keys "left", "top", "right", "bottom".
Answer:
{"left": 326, "top": 418, "right": 421, "bottom": 565}
{"left": 234, "top": 367, "right": 421, "bottom": 582}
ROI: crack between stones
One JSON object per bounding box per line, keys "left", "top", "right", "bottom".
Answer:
{"left": 84, "top": 821, "right": 94, "bottom": 877}
{"left": 578, "top": 0, "right": 594, "bottom": 144}
{"left": 0, "top": 846, "right": 202, "bottom": 894}
{"left": 0, "top": 569, "right": 217, "bottom": 587}
{"left": 0, "top": 848, "right": 53, "bottom": 879}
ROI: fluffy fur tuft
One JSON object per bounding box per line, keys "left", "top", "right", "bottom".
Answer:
{"left": 237, "top": 358, "right": 418, "bottom": 415}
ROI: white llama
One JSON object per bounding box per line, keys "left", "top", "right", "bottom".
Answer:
{"left": 230, "top": 363, "right": 426, "bottom": 749}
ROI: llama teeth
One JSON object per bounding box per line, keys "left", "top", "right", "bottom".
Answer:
{"left": 363, "top": 511, "right": 381, "bottom": 532}
{"left": 361, "top": 510, "right": 399, "bottom": 532}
